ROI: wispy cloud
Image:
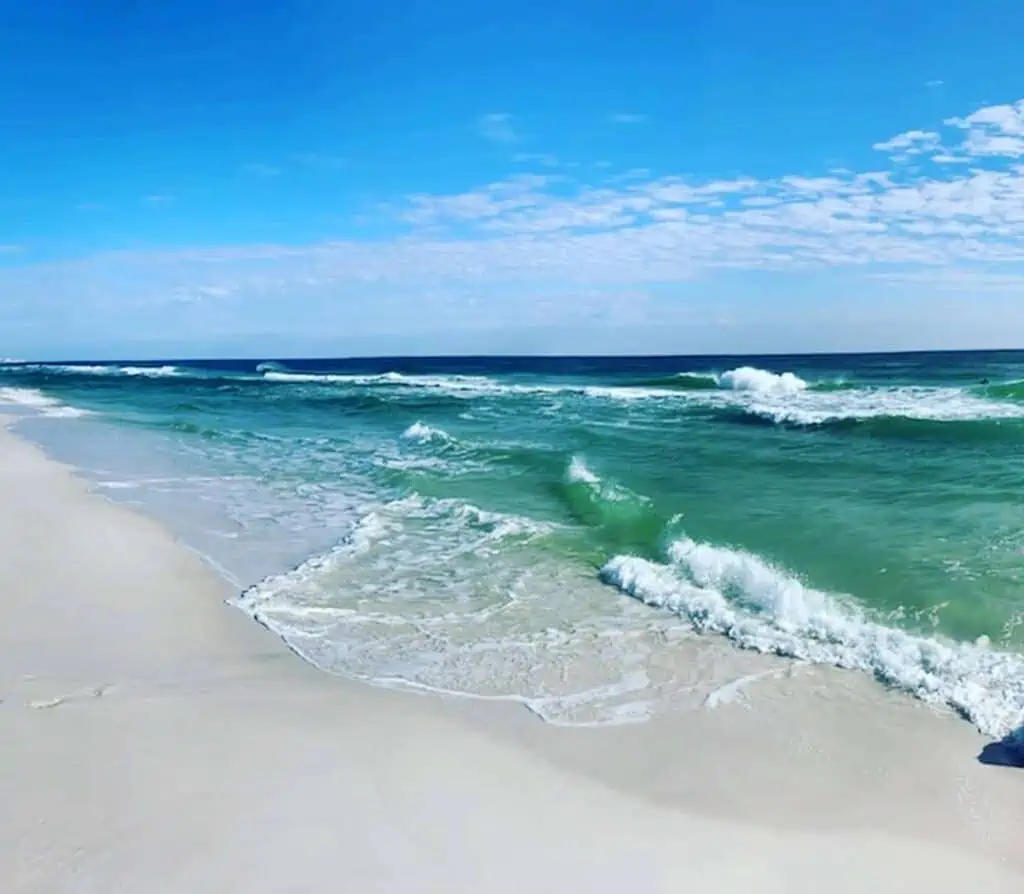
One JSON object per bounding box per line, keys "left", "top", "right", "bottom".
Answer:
{"left": 872, "top": 129, "right": 941, "bottom": 160}
{"left": 513, "top": 152, "right": 559, "bottom": 167}
{"left": 867, "top": 268, "right": 1024, "bottom": 293}
{"left": 942, "top": 100, "right": 1024, "bottom": 158}
{"left": 609, "top": 113, "right": 647, "bottom": 124}
{"left": 144, "top": 194, "right": 174, "bottom": 204}
{"left": 7, "top": 96, "right": 1024, "bottom": 351}
{"left": 926, "top": 79, "right": 944, "bottom": 88}
{"left": 475, "top": 112, "right": 517, "bottom": 143}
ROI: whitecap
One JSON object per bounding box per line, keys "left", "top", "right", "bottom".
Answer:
{"left": 716, "top": 366, "right": 808, "bottom": 394}
{"left": 0, "top": 387, "right": 90, "bottom": 418}
{"left": 401, "top": 421, "right": 453, "bottom": 444}
{"left": 601, "top": 535, "right": 1024, "bottom": 739}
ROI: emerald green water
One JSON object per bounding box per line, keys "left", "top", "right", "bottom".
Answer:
{"left": 2, "top": 352, "right": 1023, "bottom": 737}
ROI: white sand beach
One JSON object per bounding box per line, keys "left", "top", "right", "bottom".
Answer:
{"left": 2, "top": 422, "right": 1023, "bottom": 893}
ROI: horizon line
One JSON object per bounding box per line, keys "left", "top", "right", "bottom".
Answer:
{"left": 12, "top": 346, "right": 1024, "bottom": 366}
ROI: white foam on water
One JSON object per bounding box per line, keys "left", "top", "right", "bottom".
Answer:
{"left": 717, "top": 366, "right": 808, "bottom": 394}
{"left": 34, "top": 364, "right": 183, "bottom": 378}
{"left": 257, "top": 365, "right": 1024, "bottom": 425}
{"left": 0, "top": 387, "right": 90, "bottom": 418}
{"left": 401, "top": 421, "right": 453, "bottom": 444}
{"left": 600, "top": 536, "right": 1024, "bottom": 738}
{"left": 674, "top": 371, "right": 720, "bottom": 383}
{"left": 735, "top": 385, "right": 1024, "bottom": 426}
{"left": 566, "top": 455, "right": 601, "bottom": 485}
{"left": 232, "top": 494, "right": 686, "bottom": 725}
{"left": 263, "top": 370, "right": 495, "bottom": 390}
{"left": 703, "top": 668, "right": 789, "bottom": 709}
{"left": 117, "top": 365, "right": 181, "bottom": 377}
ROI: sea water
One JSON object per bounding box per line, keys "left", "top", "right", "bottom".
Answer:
{"left": 3, "top": 352, "right": 1023, "bottom": 739}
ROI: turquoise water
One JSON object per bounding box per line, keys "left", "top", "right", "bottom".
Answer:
{"left": 2, "top": 352, "right": 1024, "bottom": 738}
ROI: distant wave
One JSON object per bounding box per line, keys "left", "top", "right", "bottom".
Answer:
{"left": 9, "top": 363, "right": 1024, "bottom": 433}
{"left": 632, "top": 372, "right": 720, "bottom": 391}
{"left": 716, "top": 386, "right": 1024, "bottom": 428}
{"left": 13, "top": 363, "right": 185, "bottom": 379}
{"left": 717, "top": 366, "right": 807, "bottom": 394}
{"left": 264, "top": 366, "right": 816, "bottom": 401}
{"left": 401, "top": 421, "right": 454, "bottom": 444}
{"left": 601, "top": 534, "right": 1024, "bottom": 739}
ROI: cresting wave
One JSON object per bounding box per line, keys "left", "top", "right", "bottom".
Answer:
{"left": 13, "top": 363, "right": 185, "bottom": 378}
{"left": 716, "top": 366, "right": 807, "bottom": 394}
{"left": 259, "top": 366, "right": 1024, "bottom": 425}
{"left": 233, "top": 454, "right": 1024, "bottom": 738}
{"left": 6, "top": 363, "right": 1024, "bottom": 431}
{"left": 601, "top": 538, "right": 1024, "bottom": 739}
{"left": 401, "top": 421, "right": 453, "bottom": 443}
{"left": 718, "top": 386, "right": 1024, "bottom": 428}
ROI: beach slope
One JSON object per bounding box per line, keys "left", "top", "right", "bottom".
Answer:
{"left": 0, "top": 426, "right": 1020, "bottom": 893}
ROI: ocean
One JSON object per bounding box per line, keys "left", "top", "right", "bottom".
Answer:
{"left": 2, "top": 352, "right": 1023, "bottom": 741}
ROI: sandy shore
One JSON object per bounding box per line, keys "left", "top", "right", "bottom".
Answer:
{"left": 2, "top": 423, "right": 1023, "bottom": 893}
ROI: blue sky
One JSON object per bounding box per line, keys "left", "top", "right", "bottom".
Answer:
{"left": 3, "top": 1, "right": 1024, "bottom": 359}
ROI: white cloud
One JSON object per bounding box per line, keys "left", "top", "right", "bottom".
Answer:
{"left": 944, "top": 100, "right": 1024, "bottom": 158}
{"left": 946, "top": 102, "right": 1024, "bottom": 134}
{"left": 7, "top": 95, "right": 1024, "bottom": 353}
{"left": 476, "top": 113, "right": 517, "bottom": 143}
{"left": 962, "top": 132, "right": 1024, "bottom": 157}
{"left": 926, "top": 79, "right": 944, "bottom": 88}
{"left": 609, "top": 113, "right": 647, "bottom": 124}
{"left": 145, "top": 194, "right": 174, "bottom": 204}
{"left": 873, "top": 129, "right": 941, "bottom": 158}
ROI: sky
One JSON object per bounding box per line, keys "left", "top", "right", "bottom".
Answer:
{"left": 3, "top": 1, "right": 1024, "bottom": 359}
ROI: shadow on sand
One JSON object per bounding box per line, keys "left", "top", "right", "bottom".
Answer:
{"left": 978, "top": 728, "right": 1024, "bottom": 768}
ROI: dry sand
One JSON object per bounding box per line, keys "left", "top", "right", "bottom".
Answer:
{"left": 2, "top": 423, "right": 1023, "bottom": 893}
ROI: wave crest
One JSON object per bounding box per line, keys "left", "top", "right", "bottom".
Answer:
{"left": 717, "top": 366, "right": 808, "bottom": 394}
{"left": 401, "top": 421, "right": 453, "bottom": 443}
{"left": 601, "top": 536, "right": 1024, "bottom": 739}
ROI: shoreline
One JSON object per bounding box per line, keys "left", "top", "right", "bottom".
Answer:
{"left": 2, "top": 422, "right": 1024, "bottom": 892}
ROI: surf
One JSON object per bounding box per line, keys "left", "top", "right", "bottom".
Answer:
{"left": 601, "top": 534, "right": 1024, "bottom": 739}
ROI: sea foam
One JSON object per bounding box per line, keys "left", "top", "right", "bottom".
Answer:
{"left": 717, "top": 366, "right": 808, "bottom": 394}
{"left": 33, "top": 364, "right": 183, "bottom": 378}
{"left": 402, "top": 421, "right": 453, "bottom": 444}
{"left": 601, "top": 536, "right": 1024, "bottom": 739}
{"left": 0, "top": 387, "right": 89, "bottom": 418}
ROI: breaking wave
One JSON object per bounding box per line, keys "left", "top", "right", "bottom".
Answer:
{"left": 601, "top": 536, "right": 1024, "bottom": 739}
{"left": 401, "top": 421, "right": 453, "bottom": 444}
{"left": 21, "top": 363, "right": 185, "bottom": 378}
{"left": 722, "top": 386, "right": 1024, "bottom": 427}
{"left": 717, "top": 366, "right": 808, "bottom": 394}
{"left": 0, "top": 387, "right": 90, "bottom": 418}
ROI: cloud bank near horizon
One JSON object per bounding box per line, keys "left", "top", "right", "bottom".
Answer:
{"left": 5, "top": 97, "right": 1024, "bottom": 357}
